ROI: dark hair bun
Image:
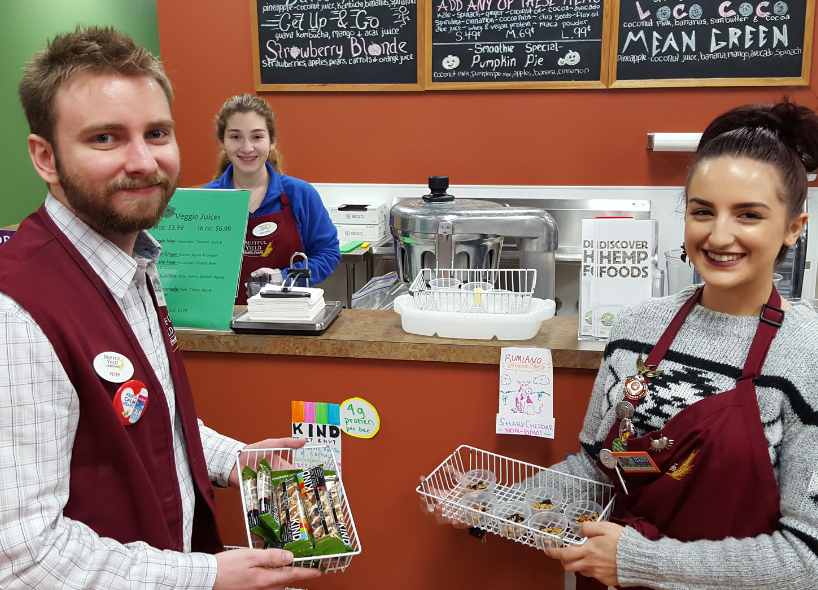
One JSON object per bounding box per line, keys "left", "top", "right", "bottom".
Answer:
{"left": 699, "top": 101, "right": 818, "bottom": 172}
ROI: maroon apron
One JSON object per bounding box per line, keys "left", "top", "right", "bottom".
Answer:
{"left": 577, "top": 287, "right": 783, "bottom": 590}
{"left": 236, "top": 192, "right": 304, "bottom": 305}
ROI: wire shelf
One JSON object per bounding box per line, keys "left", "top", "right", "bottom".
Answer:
{"left": 417, "top": 445, "right": 615, "bottom": 548}
{"left": 238, "top": 445, "right": 361, "bottom": 573}
{"left": 409, "top": 268, "right": 536, "bottom": 314}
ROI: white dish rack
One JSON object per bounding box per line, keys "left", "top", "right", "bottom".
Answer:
{"left": 395, "top": 268, "right": 555, "bottom": 340}
{"left": 238, "top": 445, "right": 361, "bottom": 573}
{"left": 417, "top": 446, "right": 615, "bottom": 548}
{"left": 409, "top": 268, "right": 536, "bottom": 314}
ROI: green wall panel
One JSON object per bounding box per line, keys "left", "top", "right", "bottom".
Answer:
{"left": 0, "top": 1, "right": 160, "bottom": 226}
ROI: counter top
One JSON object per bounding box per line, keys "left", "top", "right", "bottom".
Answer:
{"left": 177, "top": 309, "right": 605, "bottom": 368}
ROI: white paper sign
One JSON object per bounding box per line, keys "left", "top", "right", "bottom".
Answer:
{"left": 496, "top": 414, "right": 556, "bottom": 439}
{"left": 292, "top": 423, "right": 342, "bottom": 474}
{"left": 291, "top": 401, "right": 342, "bottom": 473}
{"left": 580, "top": 219, "right": 658, "bottom": 339}
{"left": 496, "top": 347, "right": 555, "bottom": 439}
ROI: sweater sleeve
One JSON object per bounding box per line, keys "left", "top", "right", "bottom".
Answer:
{"left": 287, "top": 181, "right": 340, "bottom": 285}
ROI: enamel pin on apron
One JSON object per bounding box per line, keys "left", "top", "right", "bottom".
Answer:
{"left": 93, "top": 351, "right": 135, "bottom": 384}
{"left": 599, "top": 449, "right": 629, "bottom": 494}
{"left": 619, "top": 418, "right": 636, "bottom": 442}
{"left": 113, "top": 380, "right": 149, "bottom": 426}
{"left": 612, "top": 451, "right": 661, "bottom": 473}
{"left": 623, "top": 354, "right": 663, "bottom": 401}
{"left": 616, "top": 400, "right": 635, "bottom": 420}
{"left": 148, "top": 268, "right": 167, "bottom": 308}
{"left": 649, "top": 435, "right": 674, "bottom": 453}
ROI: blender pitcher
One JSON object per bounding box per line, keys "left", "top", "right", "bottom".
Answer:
{"left": 664, "top": 249, "right": 696, "bottom": 295}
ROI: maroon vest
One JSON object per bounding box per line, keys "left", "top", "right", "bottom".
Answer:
{"left": 0, "top": 206, "right": 223, "bottom": 554}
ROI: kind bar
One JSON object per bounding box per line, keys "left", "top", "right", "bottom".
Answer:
{"left": 276, "top": 473, "right": 314, "bottom": 558}
{"left": 256, "top": 459, "right": 281, "bottom": 543}
{"left": 241, "top": 467, "right": 260, "bottom": 530}
{"left": 325, "top": 475, "right": 352, "bottom": 551}
{"left": 298, "top": 466, "right": 348, "bottom": 556}
{"left": 243, "top": 465, "right": 279, "bottom": 544}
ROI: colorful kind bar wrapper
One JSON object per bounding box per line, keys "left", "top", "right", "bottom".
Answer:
{"left": 277, "top": 473, "right": 314, "bottom": 558}
{"left": 325, "top": 475, "right": 352, "bottom": 551}
{"left": 241, "top": 466, "right": 260, "bottom": 530}
{"left": 257, "top": 459, "right": 281, "bottom": 542}
{"left": 298, "top": 466, "right": 348, "bottom": 556}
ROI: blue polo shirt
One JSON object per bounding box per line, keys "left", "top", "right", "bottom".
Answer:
{"left": 204, "top": 162, "right": 340, "bottom": 285}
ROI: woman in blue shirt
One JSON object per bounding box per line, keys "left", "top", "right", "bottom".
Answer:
{"left": 204, "top": 94, "right": 340, "bottom": 304}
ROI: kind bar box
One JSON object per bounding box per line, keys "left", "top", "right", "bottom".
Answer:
{"left": 335, "top": 222, "right": 387, "bottom": 242}
{"left": 328, "top": 203, "right": 387, "bottom": 225}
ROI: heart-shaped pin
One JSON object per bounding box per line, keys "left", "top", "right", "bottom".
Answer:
{"left": 113, "top": 379, "right": 149, "bottom": 426}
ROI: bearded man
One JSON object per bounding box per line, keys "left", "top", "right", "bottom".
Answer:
{"left": 0, "top": 26, "right": 320, "bottom": 590}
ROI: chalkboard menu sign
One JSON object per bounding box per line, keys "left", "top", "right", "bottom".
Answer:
{"left": 251, "top": 0, "right": 423, "bottom": 90}
{"left": 426, "top": 0, "right": 610, "bottom": 88}
{"left": 611, "top": 0, "right": 815, "bottom": 86}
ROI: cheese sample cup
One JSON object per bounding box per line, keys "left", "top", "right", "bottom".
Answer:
{"left": 530, "top": 511, "right": 570, "bottom": 549}
{"left": 429, "top": 278, "right": 461, "bottom": 290}
{"left": 565, "top": 500, "right": 604, "bottom": 536}
{"left": 524, "top": 486, "right": 564, "bottom": 514}
{"left": 461, "top": 282, "right": 493, "bottom": 307}
{"left": 491, "top": 500, "right": 532, "bottom": 539}
{"left": 459, "top": 469, "right": 497, "bottom": 493}
{"left": 429, "top": 278, "right": 463, "bottom": 312}
{"left": 458, "top": 490, "right": 496, "bottom": 527}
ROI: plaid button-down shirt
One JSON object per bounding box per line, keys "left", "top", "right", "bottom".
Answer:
{"left": 0, "top": 195, "right": 244, "bottom": 589}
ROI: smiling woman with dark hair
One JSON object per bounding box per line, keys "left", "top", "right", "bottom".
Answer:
{"left": 541, "top": 101, "right": 818, "bottom": 589}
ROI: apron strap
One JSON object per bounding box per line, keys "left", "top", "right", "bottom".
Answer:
{"left": 636, "top": 285, "right": 783, "bottom": 405}
{"left": 643, "top": 287, "right": 703, "bottom": 368}
{"left": 741, "top": 286, "right": 784, "bottom": 381}
{"left": 280, "top": 192, "right": 290, "bottom": 208}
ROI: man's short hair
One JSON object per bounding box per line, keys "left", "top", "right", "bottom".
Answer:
{"left": 18, "top": 25, "right": 174, "bottom": 146}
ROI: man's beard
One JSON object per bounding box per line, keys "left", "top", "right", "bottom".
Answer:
{"left": 56, "top": 158, "right": 179, "bottom": 235}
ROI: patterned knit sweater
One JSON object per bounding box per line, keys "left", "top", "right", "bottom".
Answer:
{"left": 551, "top": 285, "right": 818, "bottom": 589}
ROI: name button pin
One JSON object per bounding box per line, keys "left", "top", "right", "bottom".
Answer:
{"left": 93, "top": 352, "right": 135, "bottom": 384}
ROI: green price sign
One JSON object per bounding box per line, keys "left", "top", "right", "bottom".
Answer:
{"left": 149, "top": 188, "right": 250, "bottom": 330}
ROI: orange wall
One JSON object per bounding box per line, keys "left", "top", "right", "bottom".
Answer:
{"left": 182, "top": 350, "right": 598, "bottom": 589}
{"left": 157, "top": 0, "right": 818, "bottom": 189}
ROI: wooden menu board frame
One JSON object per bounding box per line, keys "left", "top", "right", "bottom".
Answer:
{"left": 423, "top": 0, "right": 613, "bottom": 89}
{"left": 251, "top": 0, "right": 426, "bottom": 91}
{"left": 608, "top": 0, "right": 815, "bottom": 87}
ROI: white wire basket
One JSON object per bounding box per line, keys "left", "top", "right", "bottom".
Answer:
{"left": 417, "top": 445, "right": 615, "bottom": 548}
{"left": 238, "top": 445, "right": 361, "bottom": 572}
{"left": 409, "top": 268, "right": 536, "bottom": 314}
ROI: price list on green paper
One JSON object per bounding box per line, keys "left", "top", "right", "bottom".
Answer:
{"left": 149, "top": 189, "right": 250, "bottom": 330}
